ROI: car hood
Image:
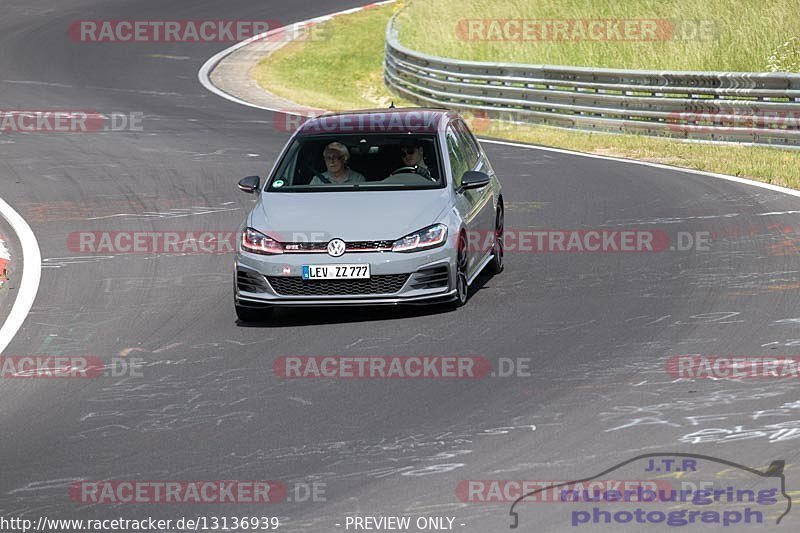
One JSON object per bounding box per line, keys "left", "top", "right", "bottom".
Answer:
{"left": 250, "top": 189, "right": 451, "bottom": 242}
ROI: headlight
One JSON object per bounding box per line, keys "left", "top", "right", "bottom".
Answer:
{"left": 392, "top": 224, "right": 448, "bottom": 253}
{"left": 241, "top": 227, "right": 283, "bottom": 255}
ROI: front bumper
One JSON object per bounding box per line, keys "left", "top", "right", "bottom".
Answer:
{"left": 235, "top": 247, "right": 456, "bottom": 307}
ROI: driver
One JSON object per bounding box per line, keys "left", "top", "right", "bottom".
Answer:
{"left": 398, "top": 138, "right": 433, "bottom": 179}
{"left": 310, "top": 142, "right": 366, "bottom": 185}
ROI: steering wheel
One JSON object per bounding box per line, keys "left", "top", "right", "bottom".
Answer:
{"left": 390, "top": 166, "right": 419, "bottom": 175}
{"left": 390, "top": 166, "right": 438, "bottom": 182}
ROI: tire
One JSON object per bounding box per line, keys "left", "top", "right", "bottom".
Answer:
{"left": 449, "top": 233, "right": 469, "bottom": 308}
{"left": 487, "top": 204, "right": 504, "bottom": 275}
{"left": 235, "top": 303, "right": 273, "bottom": 323}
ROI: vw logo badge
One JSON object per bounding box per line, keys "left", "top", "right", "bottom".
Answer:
{"left": 327, "top": 238, "right": 346, "bottom": 257}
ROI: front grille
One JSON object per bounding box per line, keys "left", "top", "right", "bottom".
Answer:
{"left": 282, "top": 240, "right": 393, "bottom": 253}
{"left": 410, "top": 265, "right": 449, "bottom": 289}
{"left": 237, "top": 269, "right": 269, "bottom": 293}
{"left": 346, "top": 240, "right": 394, "bottom": 251}
{"left": 266, "top": 274, "right": 409, "bottom": 296}
{"left": 282, "top": 242, "right": 327, "bottom": 252}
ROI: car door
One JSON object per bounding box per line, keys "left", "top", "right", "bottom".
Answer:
{"left": 446, "top": 122, "right": 487, "bottom": 275}
{"left": 454, "top": 119, "right": 495, "bottom": 264}
{"left": 446, "top": 124, "right": 474, "bottom": 267}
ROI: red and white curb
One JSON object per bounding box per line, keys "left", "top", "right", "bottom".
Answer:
{"left": 0, "top": 198, "right": 41, "bottom": 354}
{"left": 0, "top": 234, "right": 9, "bottom": 288}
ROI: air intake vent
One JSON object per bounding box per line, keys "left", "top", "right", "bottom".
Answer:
{"left": 266, "top": 274, "right": 409, "bottom": 296}
{"left": 410, "top": 266, "right": 449, "bottom": 289}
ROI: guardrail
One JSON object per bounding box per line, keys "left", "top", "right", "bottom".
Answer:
{"left": 384, "top": 11, "right": 800, "bottom": 146}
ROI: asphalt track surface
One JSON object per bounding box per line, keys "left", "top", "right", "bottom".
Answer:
{"left": 1, "top": 1, "right": 800, "bottom": 531}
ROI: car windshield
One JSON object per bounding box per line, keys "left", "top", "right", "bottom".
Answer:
{"left": 265, "top": 134, "right": 443, "bottom": 191}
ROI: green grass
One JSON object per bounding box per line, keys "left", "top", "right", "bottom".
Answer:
{"left": 252, "top": 2, "right": 800, "bottom": 190}
{"left": 395, "top": 0, "right": 800, "bottom": 72}
{"left": 252, "top": 5, "right": 414, "bottom": 111}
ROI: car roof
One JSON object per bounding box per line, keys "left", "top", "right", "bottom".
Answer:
{"left": 295, "top": 108, "right": 457, "bottom": 136}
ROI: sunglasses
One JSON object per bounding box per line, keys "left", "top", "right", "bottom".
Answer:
{"left": 401, "top": 148, "right": 418, "bottom": 155}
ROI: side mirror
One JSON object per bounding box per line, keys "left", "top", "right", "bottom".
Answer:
{"left": 238, "top": 175, "right": 260, "bottom": 193}
{"left": 461, "top": 171, "right": 490, "bottom": 190}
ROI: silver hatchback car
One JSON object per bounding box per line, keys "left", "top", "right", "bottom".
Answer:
{"left": 234, "top": 108, "right": 504, "bottom": 321}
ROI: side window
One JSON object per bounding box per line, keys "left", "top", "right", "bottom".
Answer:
{"left": 446, "top": 126, "right": 468, "bottom": 188}
{"left": 454, "top": 120, "right": 480, "bottom": 170}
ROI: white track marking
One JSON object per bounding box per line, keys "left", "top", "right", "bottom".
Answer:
{"left": 478, "top": 138, "right": 800, "bottom": 199}
{"left": 198, "top": 0, "right": 395, "bottom": 114}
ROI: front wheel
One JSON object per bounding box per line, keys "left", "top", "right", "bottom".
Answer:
{"left": 487, "top": 205, "right": 504, "bottom": 275}
{"left": 449, "top": 233, "right": 469, "bottom": 308}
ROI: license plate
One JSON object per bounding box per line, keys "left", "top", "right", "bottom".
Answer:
{"left": 302, "top": 264, "right": 370, "bottom": 280}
